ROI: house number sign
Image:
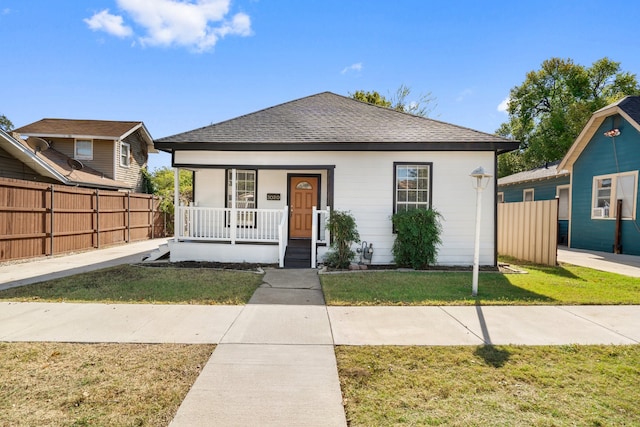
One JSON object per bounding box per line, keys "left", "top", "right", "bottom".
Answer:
{"left": 267, "top": 193, "right": 281, "bottom": 201}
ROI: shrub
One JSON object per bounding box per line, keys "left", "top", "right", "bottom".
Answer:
{"left": 324, "top": 210, "right": 360, "bottom": 269}
{"left": 392, "top": 208, "right": 442, "bottom": 269}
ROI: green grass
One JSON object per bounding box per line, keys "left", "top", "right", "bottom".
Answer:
{"left": 321, "top": 263, "right": 640, "bottom": 305}
{"left": 0, "top": 264, "right": 263, "bottom": 304}
{"left": 337, "top": 345, "right": 640, "bottom": 426}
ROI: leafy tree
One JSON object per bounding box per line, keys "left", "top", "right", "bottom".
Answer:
{"left": 0, "top": 114, "right": 14, "bottom": 132}
{"left": 497, "top": 57, "right": 640, "bottom": 176}
{"left": 349, "top": 84, "right": 436, "bottom": 117}
{"left": 350, "top": 90, "right": 392, "bottom": 108}
{"left": 149, "top": 167, "right": 193, "bottom": 216}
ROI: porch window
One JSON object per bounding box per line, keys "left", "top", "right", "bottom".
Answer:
{"left": 393, "top": 163, "right": 432, "bottom": 213}
{"left": 226, "top": 169, "right": 257, "bottom": 226}
{"left": 74, "top": 139, "right": 93, "bottom": 160}
{"left": 592, "top": 171, "right": 638, "bottom": 219}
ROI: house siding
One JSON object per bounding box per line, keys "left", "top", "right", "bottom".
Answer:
{"left": 115, "top": 132, "right": 149, "bottom": 192}
{"left": 48, "top": 137, "right": 115, "bottom": 179}
{"left": 499, "top": 176, "right": 570, "bottom": 202}
{"left": 570, "top": 115, "right": 640, "bottom": 255}
{"left": 177, "top": 150, "right": 496, "bottom": 266}
{"left": 0, "top": 146, "right": 58, "bottom": 184}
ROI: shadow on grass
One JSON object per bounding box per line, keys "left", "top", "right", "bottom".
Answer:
{"left": 474, "top": 345, "right": 511, "bottom": 368}
{"left": 472, "top": 303, "right": 510, "bottom": 367}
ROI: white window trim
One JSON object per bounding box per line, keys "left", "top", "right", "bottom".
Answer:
{"left": 556, "top": 185, "right": 570, "bottom": 220}
{"left": 497, "top": 192, "right": 504, "bottom": 203}
{"left": 591, "top": 170, "right": 638, "bottom": 220}
{"left": 74, "top": 139, "right": 93, "bottom": 160}
{"left": 523, "top": 188, "right": 534, "bottom": 202}
{"left": 120, "top": 141, "right": 131, "bottom": 167}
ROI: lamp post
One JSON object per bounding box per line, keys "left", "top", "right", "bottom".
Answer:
{"left": 470, "top": 166, "right": 493, "bottom": 297}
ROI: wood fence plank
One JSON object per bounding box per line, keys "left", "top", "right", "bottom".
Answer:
{"left": 0, "top": 177, "right": 166, "bottom": 261}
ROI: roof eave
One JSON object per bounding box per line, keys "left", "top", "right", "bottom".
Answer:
{"left": 0, "top": 130, "right": 69, "bottom": 183}
{"left": 559, "top": 103, "right": 640, "bottom": 170}
{"left": 154, "top": 141, "right": 520, "bottom": 152}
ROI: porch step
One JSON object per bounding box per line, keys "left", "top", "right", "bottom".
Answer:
{"left": 284, "top": 240, "right": 312, "bottom": 269}
{"left": 143, "top": 243, "right": 170, "bottom": 262}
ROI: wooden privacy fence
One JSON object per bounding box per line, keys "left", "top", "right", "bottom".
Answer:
{"left": 498, "top": 199, "right": 558, "bottom": 266}
{"left": 0, "top": 177, "right": 166, "bottom": 262}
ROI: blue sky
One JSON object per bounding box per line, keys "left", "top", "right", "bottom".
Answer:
{"left": 3, "top": 0, "right": 640, "bottom": 171}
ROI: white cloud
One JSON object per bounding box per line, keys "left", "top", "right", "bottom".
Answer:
{"left": 85, "top": 0, "right": 252, "bottom": 52}
{"left": 456, "top": 88, "right": 473, "bottom": 102}
{"left": 2, "top": 8, "right": 11, "bottom": 15}
{"left": 84, "top": 9, "right": 133, "bottom": 38}
{"left": 341, "top": 63, "right": 363, "bottom": 74}
{"left": 497, "top": 97, "right": 510, "bottom": 113}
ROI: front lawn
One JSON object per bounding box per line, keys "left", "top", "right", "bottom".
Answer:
{"left": 0, "top": 264, "right": 264, "bottom": 304}
{"left": 321, "top": 263, "right": 640, "bottom": 305}
{"left": 0, "top": 342, "right": 214, "bottom": 427}
{"left": 337, "top": 344, "right": 640, "bottom": 426}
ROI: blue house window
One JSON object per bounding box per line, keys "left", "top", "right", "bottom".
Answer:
{"left": 592, "top": 171, "right": 638, "bottom": 219}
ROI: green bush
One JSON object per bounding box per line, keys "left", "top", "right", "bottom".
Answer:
{"left": 392, "top": 208, "right": 442, "bottom": 269}
{"left": 324, "top": 210, "right": 360, "bottom": 269}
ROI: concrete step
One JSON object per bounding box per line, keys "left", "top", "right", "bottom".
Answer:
{"left": 143, "top": 243, "right": 170, "bottom": 262}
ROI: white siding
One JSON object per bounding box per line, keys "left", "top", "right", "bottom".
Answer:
{"left": 177, "top": 150, "right": 496, "bottom": 266}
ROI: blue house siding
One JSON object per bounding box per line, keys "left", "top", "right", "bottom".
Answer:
{"left": 499, "top": 176, "right": 570, "bottom": 202}
{"left": 570, "top": 115, "right": 640, "bottom": 255}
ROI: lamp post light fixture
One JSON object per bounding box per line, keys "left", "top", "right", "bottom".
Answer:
{"left": 470, "top": 166, "right": 493, "bottom": 297}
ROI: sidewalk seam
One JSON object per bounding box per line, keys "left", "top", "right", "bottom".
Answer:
{"left": 554, "top": 306, "right": 640, "bottom": 344}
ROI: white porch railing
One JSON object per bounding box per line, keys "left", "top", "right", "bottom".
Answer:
{"left": 311, "top": 206, "right": 330, "bottom": 268}
{"left": 176, "top": 205, "right": 286, "bottom": 243}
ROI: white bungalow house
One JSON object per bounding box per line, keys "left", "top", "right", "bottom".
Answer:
{"left": 154, "top": 92, "right": 518, "bottom": 267}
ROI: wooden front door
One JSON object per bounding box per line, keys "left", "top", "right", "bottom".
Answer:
{"left": 289, "top": 176, "right": 319, "bottom": 239}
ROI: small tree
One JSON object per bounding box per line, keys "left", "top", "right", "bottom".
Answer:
{"left": 392, "top": 208, "right": 442, "bottom": 269}
{"left": 324, "top": 210, "right": 360, "bottom": 269}
{"left": 0, "top": 114, "right": 14, "bottom": 132}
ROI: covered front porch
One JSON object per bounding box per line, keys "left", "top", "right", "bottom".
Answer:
{"left": 170, "top": 167, "right": 332, "bottom": 267}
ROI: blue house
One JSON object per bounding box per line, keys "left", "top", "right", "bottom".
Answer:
{"left": 497, "top": 161, "right": 571, "bottom": 244}
{"left": 558, "top": 96, "right": 640, "bottom": 255}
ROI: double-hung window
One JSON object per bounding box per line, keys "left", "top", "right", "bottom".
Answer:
{"left": 120, "top": 142, "right": 131, "bottom": 167}
{"left": 74, "top": 139, "right": 93, "bottom": 160}
{"left": 226, "top": 169, "right": 257, "bottom": 227}
{"left": 393, "top": 163, "right": 432, "bottom": 213}
{"left": 592, "top": 171, "right": 638, "bottom": 219}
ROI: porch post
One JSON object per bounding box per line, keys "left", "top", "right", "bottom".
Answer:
{"left": 230, "top": 168, "right": 237, "bottom": 244}
{"left": 174, "top": 167, "right": 180, "bottom": 242}
{"left": 311, "top": 206, "right": 317, "bottom": 268}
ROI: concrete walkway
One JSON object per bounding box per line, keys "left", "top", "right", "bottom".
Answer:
{"left": 558, "top": 247, "right": 640, "bottom": 277}
{"left": 170, "top": 269, "right": 346, "bottom": 426}
{"left": 0, "top": 238, "right": 169, "bottom": 291}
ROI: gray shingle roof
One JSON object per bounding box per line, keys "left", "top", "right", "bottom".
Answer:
{"left": 498, "top": 161, "right": 569, "bottom": 186}
{"left": 155, "top": 92, "right": 518, "bottom": 152}
{"left": 618, "top": 96, "right": 640, "bottom": 124}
